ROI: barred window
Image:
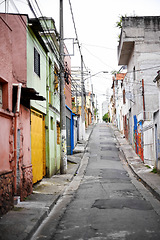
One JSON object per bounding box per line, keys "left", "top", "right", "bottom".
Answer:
{"left": 34, "top": 48, "right": 40, "bottom": 77}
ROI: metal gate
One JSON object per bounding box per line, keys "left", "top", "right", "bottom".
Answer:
{"left": 31, "top": 110, "right": 46, "bottom": 183}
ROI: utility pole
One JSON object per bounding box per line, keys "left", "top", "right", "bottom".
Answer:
{"left": 5, "top": 0, "right": 8, "bottom": 14}
{"left": 81, "top": 55, "right": 85, "bottom": 140}
{"left": 60, "top": 0, "right": 67, "bottom": 174}
{"left": 91, "top": 83, "right": 93, "bottom": 123}
{"left": 76, "top": 85, "right": 78, "bottom": 114}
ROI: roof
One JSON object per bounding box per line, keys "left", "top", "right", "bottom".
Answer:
{"left": 116, "top": 73, "right": 126, "bottom": 80}
{"left": 28, "top": 18, "right": 49, "bottom": 53}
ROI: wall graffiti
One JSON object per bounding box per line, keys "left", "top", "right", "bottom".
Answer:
{"left": 133, "top": 116, "right": 144, "bottom": 162}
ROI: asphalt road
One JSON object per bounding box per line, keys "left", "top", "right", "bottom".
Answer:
{"left": 32, "top": 123, "right": 160, "bottom": 240}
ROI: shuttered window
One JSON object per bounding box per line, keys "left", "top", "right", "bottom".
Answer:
{"left": 34, "top": 48, "right": 40, "bottom": 77}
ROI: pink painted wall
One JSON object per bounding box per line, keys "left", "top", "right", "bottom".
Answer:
{"left": 0, "top": 14, "right": 31, "bottom": 171}
{"left": 0, "top": 13, "right": 32, "bottom": 208}
{"left": 8, "top": 14, "right": 27, "bottom": 86}
{"left": 0, "top": 15, "right": 14, "bottom": 171}
{"left": 20, "top": 106, "right": 31, "bottom": 166}
{"left": 64, "top": 47, "right": 72, "bottom": 109}
{"left": 0, "top": 15, "right": 12, "bottom": 84}
{"left": 0, "top": 115, "right": 13, "bottom": 170}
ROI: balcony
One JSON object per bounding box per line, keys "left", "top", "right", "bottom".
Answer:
{"left": 118, "top": 29, "right": 134, "bottom": 65}
{"left": 118, "top": 17, "right": 146, "bottom": 66}
{"left": 137, "top": 111, "right": 154, "bottom": 123}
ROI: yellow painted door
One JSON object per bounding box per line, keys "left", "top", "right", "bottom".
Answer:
{"left": 31, "top": 110, "right": 46, "bottom": 184}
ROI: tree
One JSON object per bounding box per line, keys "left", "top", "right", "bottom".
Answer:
{"left": 103, "top": 113, "right": 110, "bottom": 123}
{"left": 116, "top": 15, "right": 123, "bottom": 29}
{"left": 116, "top": 15, "right": 127, "bottom": 41}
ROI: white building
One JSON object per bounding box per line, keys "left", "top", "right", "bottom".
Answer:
{"left": 118, "top": 16, "right": 160, "bottom": 167}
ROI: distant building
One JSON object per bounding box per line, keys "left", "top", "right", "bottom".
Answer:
{"left": 102, "top": 101, "right": 108, "bottom": 118}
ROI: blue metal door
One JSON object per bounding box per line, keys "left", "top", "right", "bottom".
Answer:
{"left": 66, "top": 117, "right": 71, "bottom": 155}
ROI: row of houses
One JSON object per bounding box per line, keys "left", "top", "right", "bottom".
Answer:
{"left": 109, "top": 16, "right": 160, "bottom": 171}
{"left": 0, "top": 13, "right": 94, "bottom": 215}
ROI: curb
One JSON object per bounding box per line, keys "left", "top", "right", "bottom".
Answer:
{"left": 119, "top": 146, "right": 160, "bottom": 202}
{"left": 26, "top": 125, "right": 94, "bottom": 240}
{"left": 112, "top": 125, "right": 160, "bottom": 203}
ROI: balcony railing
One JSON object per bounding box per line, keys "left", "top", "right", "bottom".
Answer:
{"left": 137, "top": 111, "right": 154, "bottom": 122}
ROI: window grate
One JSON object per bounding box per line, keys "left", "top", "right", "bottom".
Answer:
{"left": 34, "top": 48, "right": 40, "bottom": 77}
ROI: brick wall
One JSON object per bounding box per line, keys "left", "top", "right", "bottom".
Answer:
{"left": 21, "top": 165, "right": 33, "bottom": 201}
{"left": 0, "top": 170, "right": 14, "bottom": 216}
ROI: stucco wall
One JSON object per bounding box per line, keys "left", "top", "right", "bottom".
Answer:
{"left": 47, "top": 111, "right": 60, "bottom": 176}
{"left": 0, "top": 115, "right": 13, "bottom": 170}
{"left": 0, "top": 14, "right": 33, "bottom": 213}
{"left": 27, "top": 27, "right": 47, "bottom": 115}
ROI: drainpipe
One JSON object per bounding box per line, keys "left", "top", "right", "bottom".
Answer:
{"left": 142, "top": 79, "right": 145, "bottom": 121}
{"left": 13, "top": 83, "right": 22, "bottom": 194}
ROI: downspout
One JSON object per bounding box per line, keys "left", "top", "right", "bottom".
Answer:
{"left": 142, "top": 79, "right": 145, "bottom": 121}
{"left": 13, "top": 83, "right": 22, "bottom": 195}
{"left": 71, "top": 112, "right": 75, "bottom": 155}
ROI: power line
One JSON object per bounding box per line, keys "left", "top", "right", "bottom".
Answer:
{"left": 3, "top": 0, "right": 57, "bottom": 78}
{"left": 68, "top": 0, "right": 88, "bottom": 72}
{"left": 27, "top": 0, "right": 61, "bottom": 67}
{"left": 0, "top": 0, "right": 5, "bottom": 5}
{"left": 82, "top": 44, "right": 114, "bottom": 70}
{"left": 126, "top": 65, "right": 160, "bottom": 74}
{"left": 82, "top": 42, "right": 115, "bottom": 51}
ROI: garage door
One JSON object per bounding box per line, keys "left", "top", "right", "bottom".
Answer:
{"left": 31, "top": 110, "right": 46, "bottom": 183}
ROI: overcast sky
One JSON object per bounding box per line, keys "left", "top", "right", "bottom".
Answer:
{"left": 1, "top": 0, "right": 160, "bottom": 117}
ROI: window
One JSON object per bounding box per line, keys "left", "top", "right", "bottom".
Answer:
{"left": 50, "top": 117, "right": 53, "bottom": 130}
{"left": 57, "top": 121, "right": 60, "bottom": 145}
{"left": 64, "top": 62, "right": 70, "bottom": 85}
{"left": 133, "top": 66, "right": 136, "bottom": 81}
{"left": 0, "top": 80, "right": 8, "bottom": 110}
{"left": 123, "top": 89, "right": 126, "bottom": 104}
{"left": 54, "top": 66, "right": 58, "bottom": 91}
{"left": 0, "top": 84, "right": 2, "bottom": 108}
{"left": 34, "top": 48, "right": 40, "bottom": 77}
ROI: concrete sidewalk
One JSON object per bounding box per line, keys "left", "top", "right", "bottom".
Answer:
{"left": 112, "top": 124, "right": 160, "bottom": 202}
{"left": 0, "top": 124, "right": 95, "bottom": 240}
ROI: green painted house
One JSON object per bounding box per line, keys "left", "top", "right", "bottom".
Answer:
{"left": 40, "top": 17, "right": 61, "bottom": 177}
{"left": 27, "top": 17, "right": 61, "bottom": 180}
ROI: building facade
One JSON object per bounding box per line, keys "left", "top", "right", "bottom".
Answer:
{"left": 0, "top": 13, "right": 34, "bottom": 214}
{"left": 118, "top": 16, "right": 160, "bottom": 166}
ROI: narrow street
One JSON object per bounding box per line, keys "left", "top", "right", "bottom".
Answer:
{"left": 32, "top": 123, "right": 160, "bottom": 240}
